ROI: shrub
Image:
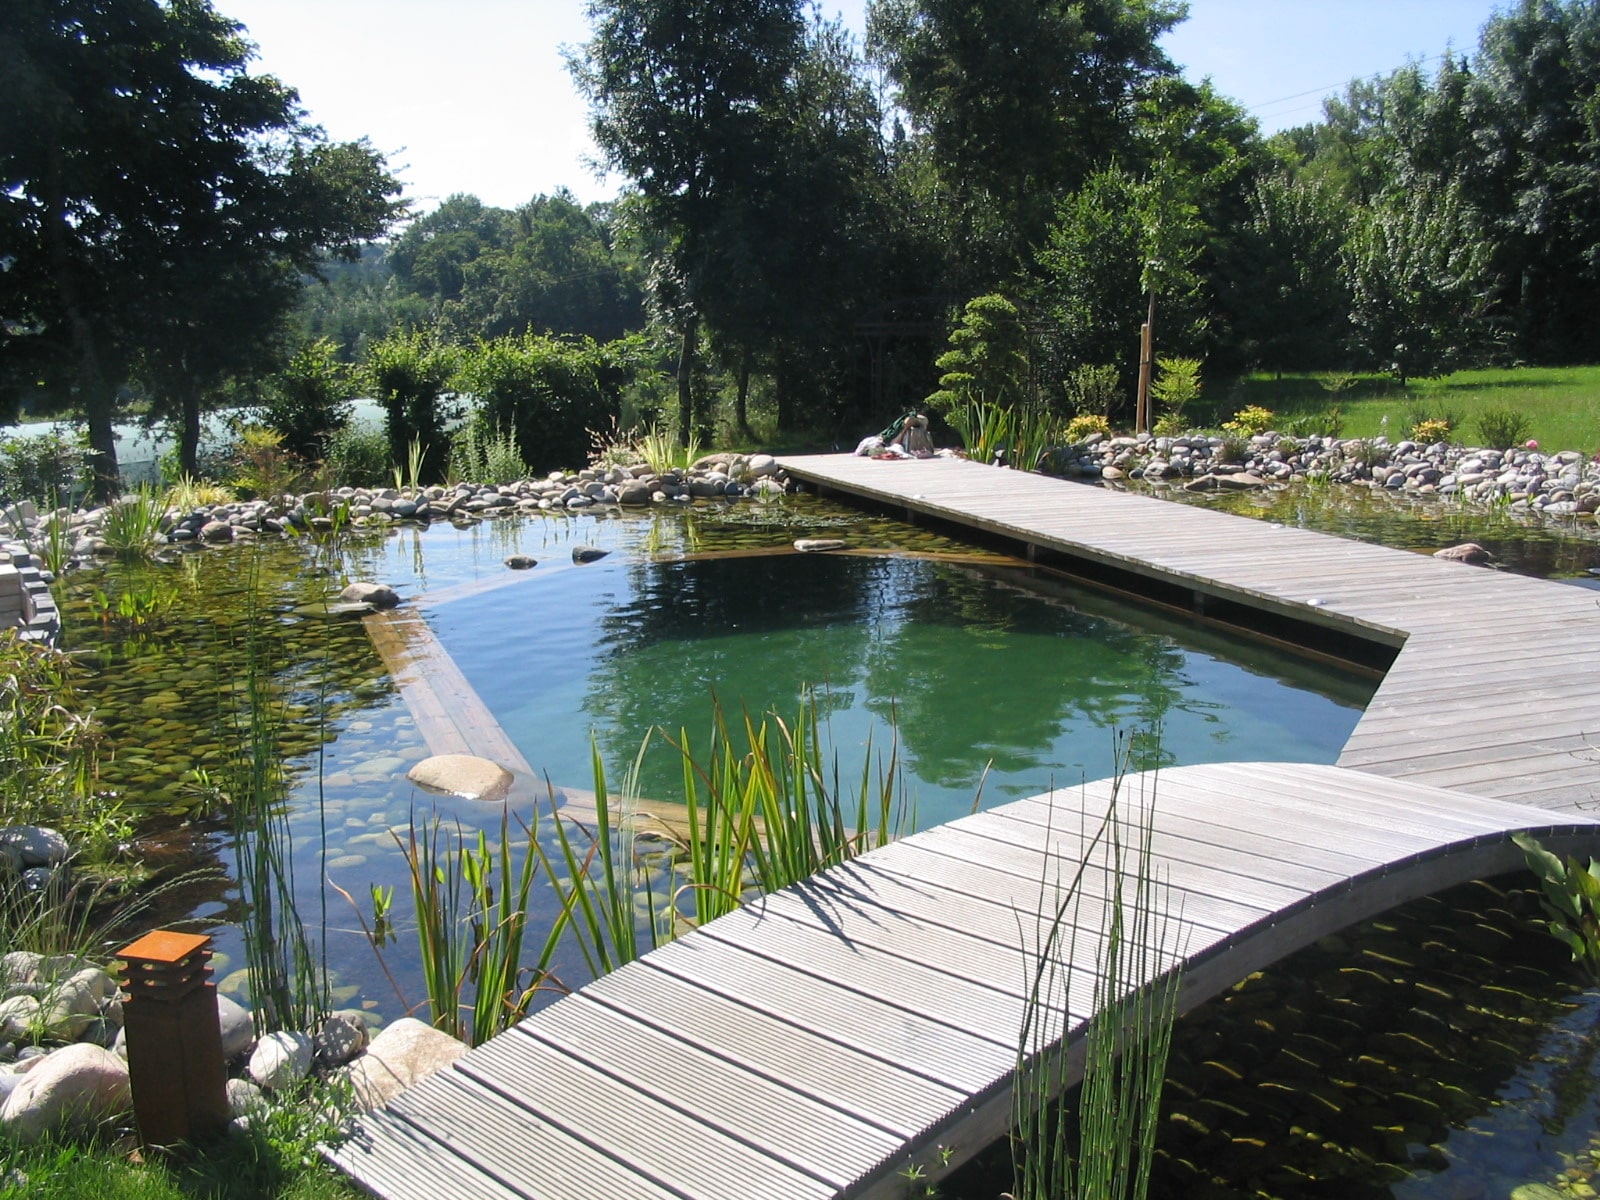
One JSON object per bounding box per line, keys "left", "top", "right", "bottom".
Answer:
{"left": 1151, "top": 410, "right": 1187, "bottom": 438}
{"left": 1222, "top": 405, "right": 1275, "bottom": 436}
{"left": 258, "top": 338, "right": 355, "bottom": 461}
{"left": 323, "top": 423, "right": 391, "bottom": 489}
{"left": 455, "top": 333, "right": 622, "bottom": 474}
{"left": 1150, "top": 357, "right": 1202, "bottom": 417}
{"left": 1061, "top": 364, "right": 1124, "bottom": 418}
{"left": 362, "top": 330, "right": 462, "bottom": 485}
{"left": 0, "top": 430, "right": 90, "bottom": 507}
{"left": 1216, "top": 434, "right": 1251, "bottom": 464}
{"left": 927, "top": 294, "right": 1032, "bottom": 415}
{"left": 231, "top": 425, "right": 304, "bottom": 501}
{"left": 1474, "top": 406, "right": 1533, "bottom": 450}
{"left": 1281, "top": 407, "right": 1343, "bottom": 439}
{"left": 448, "top": 419, "right": 529, "bottom": 485}
{"left": 1064, "top": 414, "right": 1112, "bottom": 443}
{"left": 1410, "top": 418, "right": 1453, "bottom": 445}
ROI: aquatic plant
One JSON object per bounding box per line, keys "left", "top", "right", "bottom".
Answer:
{"left": 635, "top": 422, "right": 702, "bottom": 475}
{"left": 542, "top": 689, "right": 910, "bottom": 978}
{"left": 0, "top": 630, "right": 101, "bottom": 831}
{"left": 447, "top": 420, "right": 529, "bottom": 486}
{"left": 163, "top": 473, "right": 234, "bottom": 511}
{"left": 1514, "top": 832, "right": 1600, "bottom": 983}
{"left": 950, "top": 399, "right": 1059, "bottom": 470}
{"left": 398, "top": 806, "right": 552, "bottom": 1046}
{"left": 391, "top": 435, "right": 428, "bottom": 493}
{"left": 1011, "top": 734, "right": 1184, "bottom": 1200}
{"left": 98, "top": 486, "right": 166, "bottom": 559}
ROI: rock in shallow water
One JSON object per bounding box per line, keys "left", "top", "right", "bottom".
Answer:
{"left": 794, "top": 538, "right": 847, "bottom": 552}
{"left": 406, "top": 754, "right": 513, "bottom": 801}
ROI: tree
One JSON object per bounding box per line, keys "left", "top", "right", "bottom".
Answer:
{"left": 926, "top": 294, "right": 1032, "bottom": 414}
{"left": 868, "top": 0, "right": 1183, "bottom": 281}
{"left": 571, "top": 0, "right": 806, "bottom": 445}
{"left": 363, "top": 330, "right": 461, "bottom": 483}
{"left": 1343, "top": 184, "right": 1491, "bottom": 384}
{"left": 1218, "top": 175, "right": 1352, "bottom": 373}
{"left": 0, "top": 0, "right": 402, "bottom": 495}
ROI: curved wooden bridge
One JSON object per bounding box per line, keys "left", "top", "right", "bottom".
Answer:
{"left": 332, "top": 457, "right": 1600, "bottom": 1200}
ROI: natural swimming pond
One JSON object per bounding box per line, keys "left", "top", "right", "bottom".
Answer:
{"left": 48, "top": 482, "right": 1600, "bottom": 1198}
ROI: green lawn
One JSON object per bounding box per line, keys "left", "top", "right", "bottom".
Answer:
{"left": 1219, "top": 365, "right": 1600, "bottom": 453}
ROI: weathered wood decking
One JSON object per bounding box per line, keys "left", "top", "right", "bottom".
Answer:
{"left": 332, "top": 458, "right": 1600, "bottom": 1199}
{"left": 779, "top": 454, "right": 1600, "bottom": 813}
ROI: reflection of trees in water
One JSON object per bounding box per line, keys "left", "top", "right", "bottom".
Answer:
{"left": 580, "top": 555, "right": 882, "bottom": 797}
{"left": 860, "top": 565, "right": 1218, "bottom": 788}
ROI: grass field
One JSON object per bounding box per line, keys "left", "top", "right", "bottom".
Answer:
{"left": 1215, "top": 365, "right": 1600, "bottom": 453}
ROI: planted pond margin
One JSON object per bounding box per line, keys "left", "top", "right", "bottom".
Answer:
{"left": 4, "top": 443, "right": 1600, "bottom": 1197}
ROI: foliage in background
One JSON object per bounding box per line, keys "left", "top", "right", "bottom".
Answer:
{"left": 321, "top": 424, "right": 391, "bottom": 489}
{"left": 1060, "top": 365, "right": 1124, "bottom": 420}
{"left": 231, "top": 426, "right": 306, "bottom": 501}
{"left": 0, "top": 432, "right": 91, "bottom": 508}
{"left": 1063, "top": 414, "right": 1112, "bottom": 444}
{"left": 362, "top": 330, "right": 461, "bottom": 484}
{"left": 257, "top": 339, "right": 358, "bottom": 463}
{"left": 1221, "top": 405, "right": 1275, "bottom": 437}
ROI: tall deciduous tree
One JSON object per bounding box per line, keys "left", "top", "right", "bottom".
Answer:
{"left": 868, "top": 0, "right": 1183, "bottom": 283}
{"left": 0, "top": 0, "right": 402, "bottom": 495}
{"left": 571, "top": 0, "right": 805, "bottom": 445}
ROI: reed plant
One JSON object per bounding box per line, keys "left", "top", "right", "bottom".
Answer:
{"left": 1011, "top": 735, "right": 1184, "bottom": 1200}
{"left": 950, "top": 399, "right": 1060, "bottom": 471}
{"left": 98, "top": 486, "right": 166, "bottom": 559}
{"left": 202, "top": 554, "right": 325, "bottom": 1035}
{"left": 392, "top": 436, "right": 428, "bottom": 493}
{"left": 0, "top": 630, "right": 100, "bottom": 831}
{"left": 398, "top": 807, "right": 551, "bottom": 1045}
{"left": 543, "top": 690, "right": 909, "bottom": 977}
{"left": 636, "top": 423, "right": 702, "bottom": 475}
{"left": 447, "top": 420, "right": 529, "bottom": 485}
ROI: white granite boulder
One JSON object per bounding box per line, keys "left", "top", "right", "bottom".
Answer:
{"left": 0, "top": 1043, "right": 130, "bottom": 1143}
{"left": 340, "top": 582, "right": 400, "bottom": 609}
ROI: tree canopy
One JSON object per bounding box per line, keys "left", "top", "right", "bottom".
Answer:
{"left": 0, "top": 0, "right": 403, "bottom": 493}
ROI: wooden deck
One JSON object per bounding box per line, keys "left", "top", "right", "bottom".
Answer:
{"left": 332, "top": 459, "right": 1600, "bottom": 1199}
{"left": 779, "top": 454, "right": 1600, "bottom": 814}
{"left": 331, "top": 763, "right": 1600, "bottom": 1199}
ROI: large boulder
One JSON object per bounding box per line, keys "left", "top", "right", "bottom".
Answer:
{"left": 406, "top": 754, "right": 513, "bottom": 802}
{"left": 338, "top": 1017, "right": 467, "bottom": 1112}
{"left": 1434, "top": 542, "right": 1495, "bottom": 565}
{"left": 248, "top": 1030, "right": 313, "bottom": 1092}
{"left": 0, "top": 1043, "right": 131, "bottom": 1143}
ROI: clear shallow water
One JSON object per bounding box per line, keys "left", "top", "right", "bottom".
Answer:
{"left": 47, "top": 488, "right": 1600, "bottom": 1198}
{"left": 431, "top": 549, "right": 1373, "bottom": 828}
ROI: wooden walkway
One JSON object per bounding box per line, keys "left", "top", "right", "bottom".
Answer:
{"left": 779, "top": 454, "right": 1600, "bottom": 814}
{"left": 332, "top": 459, "right": 1600, "bottom": 1199}
{"left": 331, "top": 763, "right": 1600, "bottom": 1199}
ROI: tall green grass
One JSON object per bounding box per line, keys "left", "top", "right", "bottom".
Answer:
{"left": 949, "top": 399, "right": 1061, "bottom": 471}
{"left": 1011, "top": 735, "right": 1184, "bottom": 1200}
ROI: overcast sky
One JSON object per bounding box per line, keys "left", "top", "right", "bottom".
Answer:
{"left": 220, "top": 0, "right": 1506, "bottom": 213}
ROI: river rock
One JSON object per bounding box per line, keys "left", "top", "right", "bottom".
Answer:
{"left": 226, "top": 1076, "right": 266, "bottom": 1118}
{"left": 0, "top": 827, "right": 69, "bottom": 867}
{"left": 217, "top": 993, "right": 254, "bottom": 1061}
{"left": 503, "top": 555, "right": 538, "bottom": 570}
{"left": 1434, "top": 542, "right": 1495, "bottom": 565}
{"left": 340, "top": 582, "right": 400, "bottom": 609}
{"left": 248, "top": 1030, "right": 313, "bottom": 1091}
{"left": 571, "top": 544, "right": 609, "bottom": 563}
{"left": 338, "top": 1017, "right": 467, "bottom": 1112}
{"left": 314, "top": 1011, "right": 370, "bottom": 1067}
{"left": 406, "top": 754, "right": 513, "bottom": 801}
{"left": 0, "top": 997, "right": 40, "bottom": 1043}
{"left": 794, "top": 538, "right": 847, "bottom": 552}
{"left": 0, "top": 1043, "right": 130, "bottom": 1143}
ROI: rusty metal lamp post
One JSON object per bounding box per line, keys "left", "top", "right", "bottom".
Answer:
{"left": 117, "top": 930, "right": 230, "bottom": 1147}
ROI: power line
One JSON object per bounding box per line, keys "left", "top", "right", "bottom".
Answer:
{"left": 1240, "top": 48, "right": 1467, "bottom": 118}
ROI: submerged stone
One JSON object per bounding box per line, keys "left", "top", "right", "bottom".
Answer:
{"left": 406, "top": 754, "right": 513, "bottom": 801}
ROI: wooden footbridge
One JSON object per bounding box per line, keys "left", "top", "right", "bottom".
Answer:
{"left": 332, "top": 457, "right": 1600, "bottom": 1199}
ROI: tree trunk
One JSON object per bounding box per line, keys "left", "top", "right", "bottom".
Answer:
{"left": 676, "top": 316, "right": 698, "bottom": 449}
{"left": 735, "top": 352, "right": 751, "bottom": 438}
{"left": 180, "top": 383, "right": 202, "bottom": 477}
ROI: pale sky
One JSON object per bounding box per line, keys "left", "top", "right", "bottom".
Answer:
{"left": 220, "top": 0, "right": 1506, "bottom": 214}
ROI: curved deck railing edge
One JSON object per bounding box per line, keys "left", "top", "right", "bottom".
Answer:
{"left": 846, "top": 787, "right": 1600, "bottom": 1198}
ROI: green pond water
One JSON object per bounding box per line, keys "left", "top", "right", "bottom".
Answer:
{"left": 49, "top": 481, "right": 1600, "bottom": 1198}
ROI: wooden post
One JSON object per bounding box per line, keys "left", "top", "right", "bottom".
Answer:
{"left": 1135, "top": 319, "right": 1154, "bottom": 434}
{"left": 118, "top": 930, "right": 229, "bottom": 1148}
